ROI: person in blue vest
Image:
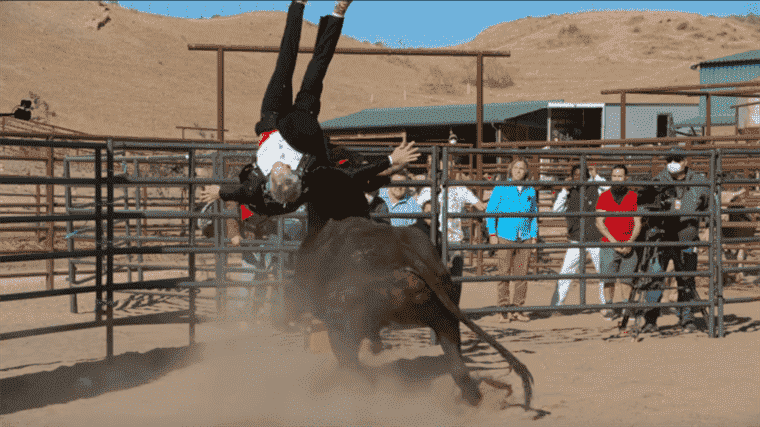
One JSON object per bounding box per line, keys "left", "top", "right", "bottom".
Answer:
{"left": 486, "top": 157, "right": 539, "bottom": 323}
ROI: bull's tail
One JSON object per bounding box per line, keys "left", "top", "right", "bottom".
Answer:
{"left": 420, "top": 270, "right": 534, "bottom": 409}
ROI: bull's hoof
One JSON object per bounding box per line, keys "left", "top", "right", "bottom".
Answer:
{"left": 462, "top": 389, "right": 483, "bottom": 406}
{"left": 369, "top": 339, "right": 383, "bottom": 355}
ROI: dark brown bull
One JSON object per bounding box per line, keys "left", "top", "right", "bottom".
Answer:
{"left": 285, "top": 217, "right": 533, "bottom": 407}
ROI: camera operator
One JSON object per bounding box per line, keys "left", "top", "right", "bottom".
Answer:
{"left": 639, "top": 148, "right": 710, "bottom": 334}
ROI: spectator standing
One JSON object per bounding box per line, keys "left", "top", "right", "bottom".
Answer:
{"left": 640, "top": 149, "right": 710, "bottom": 333}
{"left": 418, "top": 165, "right": 487, "bottom": 278}
{"left": 595, "top": 164, "right": 642, "bottom": 321}
{"left": 486, "top": 157, "right": 538, "bottom": 323}
{"left": 550, "top": 164, "right": 609, "bottom": 307}
{"left": 378, "top": 171, "right": 422, "bottom": 227}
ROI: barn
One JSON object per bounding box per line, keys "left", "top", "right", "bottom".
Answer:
{"left": 679, "top": 49, "right": 760, "bottom": 135}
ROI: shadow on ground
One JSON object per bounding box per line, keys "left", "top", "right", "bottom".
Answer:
{"left": 0, "top": 343, "right": 205, "bottom": 415}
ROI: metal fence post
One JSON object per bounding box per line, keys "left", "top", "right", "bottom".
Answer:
{"left": 441, "top": 146, "right": 449, "bottom": 266}
{"left": 134, "top": 159, "right": 144, "bottom": 283}
{"left": 46, "top": 146, "right": 54, "bottom": 290}
{"left": 578, "top": 155, "right": 588, "bottom": 306}
{"left": 188, "top": 148, "right": 197, "bottom": 345}
{"left": 65, "top": 158, "right": 77, "bottom": 313}
{"left": 123, "top": 161, "right": 133, "bottom": 284}
{"left": 106, "top": 139, "right": 115, "bottom": 363}
{"left": 430, "top": 146, "right": 439, "bottom": 248}
{"left": 714, "top": 149, "right": 724, "bottom": 337}
{"left": 95, "top": 148, "right": 103, "bottom": 323}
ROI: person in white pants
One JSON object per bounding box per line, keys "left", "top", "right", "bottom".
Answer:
{"left": 551, "top": 164, "right": 609, "bottom": 307}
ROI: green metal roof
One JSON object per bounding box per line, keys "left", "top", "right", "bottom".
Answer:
{"left": 320, "top": 100, "right": 563, "bottom": 130}
{"left": 673, "top": 114, "right": 736, "bottom": 127}
{"left": 691, "top": 50, "right": 760, "bottom": 69}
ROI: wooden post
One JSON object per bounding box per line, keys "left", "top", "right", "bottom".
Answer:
{"left": 620, "top": 93, "right": 626, "bottom": 140}
{"left": 476, "top": 54, "right": 483, "bottom": 152}
{"left": 217, "top": 48, "right": 225, "bottom": 143}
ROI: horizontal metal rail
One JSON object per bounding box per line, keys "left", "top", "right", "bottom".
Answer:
{"left": 0, "top": 311, "right": 209, "bottom": 341}
{"left": 461, "top": 298, "right": 760, "bottom": 316}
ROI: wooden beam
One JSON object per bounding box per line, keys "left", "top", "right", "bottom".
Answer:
{"left": 328, "top": 131, "right": 407, "bottom": 140}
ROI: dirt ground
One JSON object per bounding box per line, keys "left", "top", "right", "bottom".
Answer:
{"left": 1, "top": 270, "right": 758, "bottom": 427}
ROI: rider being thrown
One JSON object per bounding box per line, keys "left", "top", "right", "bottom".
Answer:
{"left": 198, "top": 1, "right": 420, "bottom": 239}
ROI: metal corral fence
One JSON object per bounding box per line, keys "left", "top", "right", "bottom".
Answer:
{"left": 1, "top": 136, "right": 760, "bottom": 365}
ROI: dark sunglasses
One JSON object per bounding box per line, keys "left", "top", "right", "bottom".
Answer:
{"left": 665, "top": 156, "right": 684, "bottom": 163}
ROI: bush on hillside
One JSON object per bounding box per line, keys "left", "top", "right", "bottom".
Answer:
{"left": 460, "top": 60, "right": 515, "bottom": 89}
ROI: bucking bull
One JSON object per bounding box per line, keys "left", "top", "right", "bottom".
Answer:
{"left": 283, "top": 216, "right": 533, "bottom": 407}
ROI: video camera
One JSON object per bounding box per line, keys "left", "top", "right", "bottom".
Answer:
{"left": 634, "top": 181, "right": 679, "bottom": 238}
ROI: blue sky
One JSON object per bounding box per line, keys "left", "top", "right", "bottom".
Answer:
{"left": 120, "top": 1, "right": 759, "bottom": 48}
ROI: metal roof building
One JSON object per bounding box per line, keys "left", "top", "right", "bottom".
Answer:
{"left": 682, "top": 50, "right": 760, "bottom": 128}
{"left": 321, "top": 100, "right": 699, "bottom": 145}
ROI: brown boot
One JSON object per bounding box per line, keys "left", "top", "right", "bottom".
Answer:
{"left": 332, "top": 0, "right": 352, "bottom": 18}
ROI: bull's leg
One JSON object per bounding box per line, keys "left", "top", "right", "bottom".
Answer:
{"left": 432, "top": 315, "right": 481, "bottom": 406}
{"left": 326, "top": 311, "right": 364, "bottom": 371}
{"left": 368, "top": 330, "right": 383, "bottom": 354}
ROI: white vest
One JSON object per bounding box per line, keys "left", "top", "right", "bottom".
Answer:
{"left": 256, "top": 130, "right": 303, "bottom": 175}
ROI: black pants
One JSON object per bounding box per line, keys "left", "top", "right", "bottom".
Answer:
{"left": 257, "top": 2, "right": 343, "bottom": 141}
{"left": 644, "top": 244, "right": 699, "bottom": 325}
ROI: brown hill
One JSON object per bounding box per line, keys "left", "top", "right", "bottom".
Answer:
{"left": 1, "top": 1, "right": 759, "bottom": 141}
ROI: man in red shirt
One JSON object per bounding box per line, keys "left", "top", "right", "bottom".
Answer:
{"left": 595, "top": 164, "right": 642, "bottom": 320}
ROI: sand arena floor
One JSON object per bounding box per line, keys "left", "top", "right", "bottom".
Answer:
{"left": 1, "top": 270, "right": 758, "bottom": 427}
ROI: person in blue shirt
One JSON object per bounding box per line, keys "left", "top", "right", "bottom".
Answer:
{"left": 378, "top": 171, "right": 422, "bottom": 227}
{"left": 486, "top": 157, "right": 538, "bottom": 323}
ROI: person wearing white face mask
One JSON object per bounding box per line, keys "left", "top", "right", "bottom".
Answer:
{"left": 638, "top": 147, "right": 711, "bottom": 334}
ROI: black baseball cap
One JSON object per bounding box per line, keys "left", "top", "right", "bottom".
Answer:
{"left": 664, "top": 147, "right": 687, "bottom": 162}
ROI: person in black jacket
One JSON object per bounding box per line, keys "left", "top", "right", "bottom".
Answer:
{"left": 240, "top": 0, "right": 414, "bottom": 207}
{"left": 550, "top": 164, "right": 609, "bottom": 309}
{"left": 202, "top": 146, "right": 421, "bottom": 240}
{"left": 637, "top": 148, "right": 710, "bottom": 334}
{"left": 198, "top": 0, "right": 419, "bottom": 219}
{"left": 199, "top": 140, "right": 418, "bottom": 236}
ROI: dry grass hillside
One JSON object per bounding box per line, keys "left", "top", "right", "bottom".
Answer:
{"left": 1, "top": 2, "right": 759, "bottom": 141}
